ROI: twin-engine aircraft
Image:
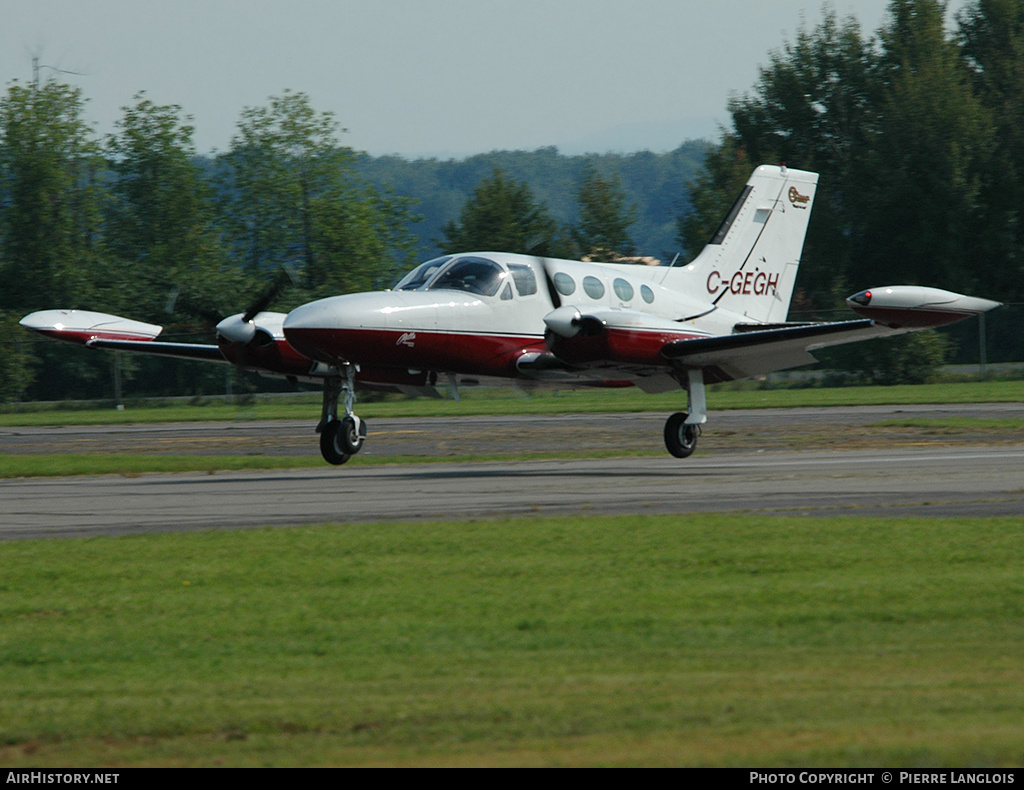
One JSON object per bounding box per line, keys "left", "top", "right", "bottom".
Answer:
{"left": 21, "top": 164, "right": 1002, "bottom": 465}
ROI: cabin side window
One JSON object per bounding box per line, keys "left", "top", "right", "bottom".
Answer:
{"left": 583, "top": 276, "right": 605, "bottom": 299}
{"left": 553, "top": 272, "right": 576, "bottom": 295}
{"left": 508, "top": 263, "right": 538, "bottom": 296}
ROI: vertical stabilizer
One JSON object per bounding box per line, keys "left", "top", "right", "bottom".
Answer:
{"left": 669, "top": 165, "right": 818, "bottom": 324}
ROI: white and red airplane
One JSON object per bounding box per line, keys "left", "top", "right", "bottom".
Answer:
{"left": 20, "top": 164, "right": 1001, "bottom": 465}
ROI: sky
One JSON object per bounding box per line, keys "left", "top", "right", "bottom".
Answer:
{"left": 2, "top": 0, "right": 970, "bottom": 159}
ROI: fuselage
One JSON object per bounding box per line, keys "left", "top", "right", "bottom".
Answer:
{"left": 282, "top": 252, "right": 719, "bottom": 380}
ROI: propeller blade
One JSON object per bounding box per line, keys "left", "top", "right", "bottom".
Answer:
{"left": 242, "top": 267, "right": 296, "bottom": 323}
{"left": 218, "top": 265, "right": 300, "bottom": 345}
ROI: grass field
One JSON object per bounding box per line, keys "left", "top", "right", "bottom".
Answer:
{"left": 3, "top": 379, "right": 1023, "bottom": 427}
{"left": 3, "top": 381, "right": 1021, "bottom": 765}
{"left": 1, "top": 514, "right": 1022, "bottom": 767}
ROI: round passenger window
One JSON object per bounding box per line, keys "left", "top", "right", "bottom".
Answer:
{"left": 613, "top": 278, "right": 634, "bottom": 302}
{"left": 553, "top": 272, "right": 576, "bottom": 296}
{"left": 640, "top": 284, "right": 655, "bottom": 304}
{"left": 583, "top": 276, "right": 605, "bottom": 299}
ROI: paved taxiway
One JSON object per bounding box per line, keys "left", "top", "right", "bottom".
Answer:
{"left": 2, "top": 404, "right": 1023, "bottom": 540}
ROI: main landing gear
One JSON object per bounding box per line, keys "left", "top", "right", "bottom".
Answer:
{"left": 664, "top": 368, "right": 707, "bottom": 459}
{"left": 664, "top": 412, "right": 700, "bottom": 458}
{"left": 318, "top": 365, "right": 367, "bottom": 465}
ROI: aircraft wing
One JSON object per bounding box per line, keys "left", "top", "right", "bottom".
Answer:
{"left": 542, "top": 306, "right": 903, "bottom": 383}
{"left": 19, "top": 310, "right": 227, "bottom": 361}
{"left": 85, "top": 338, "right": 226, "bottom": 361}
{"left": 544, "top": 282, "right": 1001, "bottom": 386}
{"left": 20, "top": 308, "right": 441, "bottom": 389}
{"left": 661, "top": 319, "right": 892, "bottom": 380}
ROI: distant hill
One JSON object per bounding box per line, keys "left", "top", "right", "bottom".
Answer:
{"left": 353, "top": 140, "right": 710, "bottom": 262}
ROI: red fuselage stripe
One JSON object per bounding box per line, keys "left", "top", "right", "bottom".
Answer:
{"left": 285, "top": 327, "right": 547, "bottom": 376}
{"left": 286, "top": 325, "right": 708, "bottom": 377}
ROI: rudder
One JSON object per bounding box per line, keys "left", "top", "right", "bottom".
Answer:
{"left": 671, "top": 165, "right": 818, "bottom": 324}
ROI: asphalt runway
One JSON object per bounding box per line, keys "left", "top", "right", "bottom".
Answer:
{"left": 4, "top": 401, "right": 1024, "bottom": 459}
{"left": 3, "top": 404, "right": 1023, "bottom": 540}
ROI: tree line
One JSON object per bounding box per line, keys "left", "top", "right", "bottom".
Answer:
{"left": 0, "top": 86, "right": 427, "bottom": 401}
{"left": 354, "top": 143, "right": 707, "bottom": 262}
{"left": 680, "top": 0, "right": 1024, "bottom": 374}
{"left": 3, "top": 0, "right": 1022, "bottom": 402}
{"left": 0, "top": 82, "right": 683, "bottom": 402}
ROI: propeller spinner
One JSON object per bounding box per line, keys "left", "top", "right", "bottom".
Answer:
{"left": 216, "top": 268, "right": 296, "bottom": 344}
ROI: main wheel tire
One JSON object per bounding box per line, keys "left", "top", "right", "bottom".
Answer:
{"left": 340, "top": 415, "right": 365, "bottom": 454}
{"left": 664, "top": 412, "right": 699, "bottom": 458}
{"left": 319, "top": 421, "right": 351, "bottom": 465}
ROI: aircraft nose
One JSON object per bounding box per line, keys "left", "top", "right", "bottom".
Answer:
{"left": 283, "top": 298, "right": 339, "bottom": 332}
{"left": 283, "top": 292, "right": 401, "bottom": 365}
{"left": 284, "top": 296, "right": 353, "bottom": 364}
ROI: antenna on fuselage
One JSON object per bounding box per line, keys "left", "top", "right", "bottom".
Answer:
{"left": 659, "top": 253, "right": 682, "bottom": 284}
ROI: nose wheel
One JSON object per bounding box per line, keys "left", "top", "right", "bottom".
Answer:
{"left": 317, "top": 366, "right": 367, "bottom": 465}
{"left": 319, "top": 420, "right": 351, "bottom": 465}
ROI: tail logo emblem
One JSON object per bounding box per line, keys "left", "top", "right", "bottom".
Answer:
{"left": 788, "top": 186, "right": 810, "bottom": 208}
{"left": 397, "top": 332, "right": 416, "bottom": 348}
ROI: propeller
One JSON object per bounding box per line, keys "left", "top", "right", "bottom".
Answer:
{"left": 543, "top": 305, "right": 606, "bottom": 338}
{"left": 544, "top": 305, "right": 583, "bottom": 338}
{"left": 216, "top": 267, "right": 297, "bottom": 344}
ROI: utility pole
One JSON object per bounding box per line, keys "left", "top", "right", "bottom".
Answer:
{"left": 31, "top": 55, "right": 86, "bottom": 90}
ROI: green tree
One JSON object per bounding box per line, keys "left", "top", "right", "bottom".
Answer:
{"left": 0, "top": 311, "right": 34, "bottom": 402}
{"left": 439, "top": 167, "right": 571, "bottom": 257}
{"left": 680, "top": 0, "right": 984, "bottom": 381}
{"left": 105, "top": 93, "right": 230, "bottom": 321}
{"left": 957, "top": 0, "right": 1024, "bottom": 299}
{"left": 572, "top": 163, "right": 637, "bottom": 260}
{"left": 676, "top": 138, "right": 753, "bottom": 259}
{"left": 217, "top": 91, "right": 416, "bottom": 300}
{"left": 731, "top": 9, "right": 875, "bottom": 304}
{"left": 687, "top": 1, "right": 996, "bottom": 308}
{"left": 854, "top": 0, "right": 995, "bottom": 292}
{"left": 0, "top": 79, "right": 105, "bottom": 311}
{"left": 0, "top": 79, "right": 116, "bottom": 401}
{"left": 817, "top": 330, "right": 953, "bottom": 385}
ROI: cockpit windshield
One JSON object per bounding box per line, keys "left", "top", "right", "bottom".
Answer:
{"left": 393, "top": 255, "right": 508, "bottom": 297}
{"left": 393, "top": 256, "right": 453, "bottom": 291}
{"left": 426, "top": 257, "right": 505, "bottom": 297}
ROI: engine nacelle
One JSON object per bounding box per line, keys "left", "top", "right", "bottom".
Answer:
{"left": 846, "top": 286, "right": 1001, "bottom": 328}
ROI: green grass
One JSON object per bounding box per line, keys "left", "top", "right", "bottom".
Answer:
{"left": 2, "top": 379, "right": 1022, "bottom": 427}
{"left": 0, "top": 449, "right": 664, "bottom": 479}
{"left": 1, "top": 514, "right": 1022, "bottom": 767}
{"left": 0, "top": 453, "right": 327, "bottom": 478}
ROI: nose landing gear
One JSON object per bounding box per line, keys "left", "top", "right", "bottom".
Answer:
{"left": 317, "top": 365, "right": 366, "bottom": 465}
